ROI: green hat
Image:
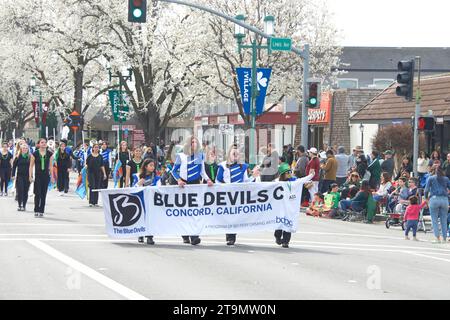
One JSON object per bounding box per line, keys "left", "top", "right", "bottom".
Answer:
{"left": 278, "top": 163, "right": 291, "bottom": 176}
{"left": 384, "top": 150, "right": 393, "bottom": 155}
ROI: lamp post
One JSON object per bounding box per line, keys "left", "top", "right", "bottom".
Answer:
{"left": 30, "top": 76, "right": 44, "bottom": 138}
{"left": 234, "top": 14, "right": 274, "bottom": 166}
{"left": 359, "top": 123, "right": 365, "bottom": 149}
{"left": 282, "top": 126, "right": 286, "bottom": 148}
{"left": 108, "top": 67, "right": 133, "bottom": 144}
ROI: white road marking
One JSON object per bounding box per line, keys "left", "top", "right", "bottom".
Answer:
{"left": 26, "top": 239, "right": 149, "bottom": 300}
{"left": 1, "top": 235, "right": 449, "bottom": 254}
{"left": 0, "top": 234, "right": 107, "bottom": 237}
{"left": 403, "top": 251, "right": 450, "bottom": 263}
{"left": 0, "top": 223, "right": 104, "bottom": 227}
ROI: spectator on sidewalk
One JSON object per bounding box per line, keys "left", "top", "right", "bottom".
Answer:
{"left": 305, "top": 147, "right": 320, "bottom": 203}
{"left": 356, "top": 154, "right": 368, "bottom": 182}
{"left": 260, "top": 143, "right": 279, "bottom": 182}
{"left": 335, "top": 146, "right": 349, "bottom": 187}
{"left": 381, "top": 150, "right": 395, "bottom": 177}
{"left": 320, "top": 150, "right": 337, "bottom": 194}
{"left": 294, "top": 145, "right": 308, "bottom": 178}
{"left": 368, "top": 150, "right": 382, "bottom": 189}
{"left": 395, "top": 156, "right": 413, "bottom": 181}
{"left": 442, "top": 153, "right": 450, "bottom": 179}
{"left": 372, "top": 172, "right": 393, "bottom": 202}
{"left": 425, "top": 167, "right": 450, "bottom": 243}
{"left": 418, "top": 151, "right": 430, "bottom": 181}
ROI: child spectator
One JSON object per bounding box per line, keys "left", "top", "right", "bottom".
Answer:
{"left": 324, "top": 183, "right": 341, "bottom": 218}
{"left": 404, "top": 196, "right": 427, "bottom": 241}
{"left": 306, "top": 193, "right": 324, "bottom": 217}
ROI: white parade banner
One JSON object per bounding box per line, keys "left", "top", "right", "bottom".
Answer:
{"left": 100, "top": 180, "right": 307, "bottom": 239}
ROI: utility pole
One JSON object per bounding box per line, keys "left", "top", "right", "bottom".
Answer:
{"left": 413, "top": 56, "right": 421, "bottom": 178}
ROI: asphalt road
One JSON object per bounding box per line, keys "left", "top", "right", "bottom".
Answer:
{"left": 1, "top": 179, "right": 450, "bottom": 300}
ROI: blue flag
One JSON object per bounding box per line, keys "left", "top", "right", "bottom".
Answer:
{"left": 113, "top": 159, "right": 123, "bottom": 188}
{"left": 236, "top": 67, "right": 272, "bottom": 116}
{"left": 75, "top": 167, "right": 88, "bottom": 199}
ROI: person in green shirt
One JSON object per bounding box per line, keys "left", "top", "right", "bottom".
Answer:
{"left": 324, "top": 183, "right": 341, "bottom": 218}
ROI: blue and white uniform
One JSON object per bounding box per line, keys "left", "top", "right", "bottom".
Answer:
{"left": 216, "top": 161, "right": 254, "bottom": 245}
{"left": 101, "top": 148, "right": 112, "bottom": 168}
{"left": 216, "top": 162, "right": 254, "bottom": 184}
{"left": 171, "top": 151, "right": 209, "bottom": 245}
{"left": 171, "top": 153, "right": 209, "bottom": 183}
{"left": 132, "top": 173, "right": 161, "bottom": 187}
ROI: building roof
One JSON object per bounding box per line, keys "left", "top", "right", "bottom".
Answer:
{"left": 339, "top": 47, "right": 450, "bottom": 72}
{"left": 350, "top": 73, "right": 450, "bottom": 122}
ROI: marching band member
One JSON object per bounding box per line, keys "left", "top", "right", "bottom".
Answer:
{"left": 216, "top": 144, "right": 255, "bottom": 246}
{"left": 204, "top": 146, "right": 218, "bottom": 183}
{"left": 0, "top": 142, "right": 13, "bottom": 197}
{"left": 172, "top": 136, "right": 213, "bottom": 245}
{"left": 115, "top": 141, "right": 131, "bottom": 188}
{"left": 12, "top": 143, "right": 31, "bottom": 211}
{"left": 85, "top": 143, "right": 107, "bottom": 207}
{"left": 55, "top": 140, "right": 72, "bottom": 195}
{"left": 29, "top": 138, "right": 55, "bottom": 217}
{"left": 125, "top": 146, "right": 143, "bottom": 188}
{"left": 135, "top": 158, "right": 162, "bottom": 245}
{"left": 101, "top": 141, "right": 112, "bottom": 189}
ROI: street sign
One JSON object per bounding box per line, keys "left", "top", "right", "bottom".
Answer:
{"left": 67, "top": 111, "right": 81, "bottom": 132}
{"left": 108, "top": 90, "right": 130, "bottom": 122}
{"left": 270, "top": 38, "right": 292, "bottom": 51}
{"left": 219, "top": 123, "right": 234, "bottom": 135}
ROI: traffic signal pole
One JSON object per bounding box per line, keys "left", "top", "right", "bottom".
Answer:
{"left": 155, "top": 0, "right": 311, "bottom": 148}
{"left": 301, "top": 44, "right": 310, "bottom": 149}
{"left": 413, "top": 56, "right": 421, "bottom": 178}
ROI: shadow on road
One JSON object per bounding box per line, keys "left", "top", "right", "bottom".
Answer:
{"left": 40, "top": 217, "right": 79, "bottom": 223}
{"left": 112, "top": 242, "right": 338, "bottom": 256}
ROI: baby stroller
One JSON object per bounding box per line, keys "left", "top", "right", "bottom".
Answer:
{"left": 385, "top": 211, "right": 405, "bottom": 230}
{"left": 385, "top": 199, "right": 407, "bottom": 230}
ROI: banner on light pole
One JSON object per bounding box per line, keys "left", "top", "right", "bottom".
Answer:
{"left": 236, "top": 67, "right": 272, "bottom": 116}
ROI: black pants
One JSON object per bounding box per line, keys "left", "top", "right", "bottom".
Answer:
{"left": 321, "top": 179, "right": 335, "bottom": 194}
{"left": 57, "top": 168, "right": 69, "bottom": 193}
{"left": 0, "top": 168, "right": 11, "bottom": 193}
{"left": 274, "top": 230, "right": 291, "bottom": 244}
{"left": 88, "top": 170, "right": 102, "bottom": 205}
{"left": 34, "top": 174, "right": 49, "bottom": 213}
{"left": 102, "top": 166, "right": 110, "bottom": 189}
{"left": 16, "top": 176, "right": 30, "bottom": 208}
{"left": 182, "top": 179, "right": 201, "bottom": 242}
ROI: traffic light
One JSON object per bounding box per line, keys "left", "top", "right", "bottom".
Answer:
{"left": 396, "top": 59, "right": 415, "bottom": 101}
{"left": 128, "top": 0, "right": 147, "bottom": 23}
{"left": 307, "top": 82, "right": 320, "bottom": 108}
{"left": 417, "top": 116, "right": 435, "bottom": 131}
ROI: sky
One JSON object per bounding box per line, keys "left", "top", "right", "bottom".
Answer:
{"left": 325, "top": 0, "right": 450, "bottom": 47}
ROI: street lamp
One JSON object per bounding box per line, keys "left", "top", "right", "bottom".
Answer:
{"left": 107, "top": 67, "right": 133, "bottom": 144}
{"left": 30, "top": 76, "right": 44, "bottom": 138}
{"left": 359, "top": 123, "right": 365, "bottom": 148}
{"left": 282, "top": 126, "right": 286, "bottom": 147}
{"left": 264, "top": 16, "right": 275, "bottom": 37}
{"left": 234, "top": 14, "right": 275, "bottom": 167}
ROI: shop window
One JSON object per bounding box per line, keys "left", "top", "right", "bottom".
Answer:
{"left": 373, "top": 79, "right": 394, "bottom": 89}
{"left": 338, "top": 79, "right": 359, "bottom": 89}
